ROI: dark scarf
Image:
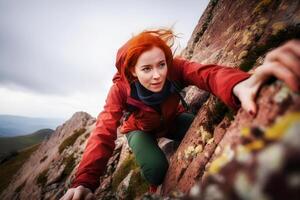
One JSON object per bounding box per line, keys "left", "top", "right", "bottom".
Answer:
{"left": 134, "top": 79, "right": 176, "bottom": 106}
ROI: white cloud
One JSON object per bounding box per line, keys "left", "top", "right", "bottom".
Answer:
{"left": 0, "top": 0, "right": 209, "bottom": 118}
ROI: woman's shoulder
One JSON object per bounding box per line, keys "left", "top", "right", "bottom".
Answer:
{"left": 112, "top": 77, "right": 130, "bottom": 102}
{"left": 172, "top": 56, "right": 187, "bottom": 65}
{"left": 112, "top": 78, "right": 127, "bottom": 94}
{"left": 172, "top": 56, "right": 194, "bottom": 72}
{"left": 169, "top": 56, "right": 188, "bottom": 81}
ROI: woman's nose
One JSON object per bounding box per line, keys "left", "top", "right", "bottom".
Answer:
{"left": 153, "top": 69, "right": 160, "bottom": 79}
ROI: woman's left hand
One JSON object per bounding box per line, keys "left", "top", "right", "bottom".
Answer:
{"left": 233, "top": 39, "right": 300, "bottom": 116}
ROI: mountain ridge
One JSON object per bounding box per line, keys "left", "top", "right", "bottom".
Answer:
{"left": 0, "top": 114, "right": 65, "bottom": 137}
{"left": 0, "top": 128, "right": 54, "bottom": 158}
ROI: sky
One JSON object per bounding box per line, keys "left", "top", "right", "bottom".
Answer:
{"left": 0, "top": 0, "right": 209, "bottom": 120}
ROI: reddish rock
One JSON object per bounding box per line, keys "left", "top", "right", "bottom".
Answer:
{"left": 161, "top": 0, "right": 300, "bottom": 197}
{"left": 0, "top": 112, "right": 95, "bottom": 200}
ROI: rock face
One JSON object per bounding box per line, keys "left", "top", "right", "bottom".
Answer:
{"left": 0, "top": 112, "right": 96, "bottom": 200}
{"left": 1, "top": 1, "right": 300, "bottom": 199}
{"left": 161, "top": 0, "right": 300, "bottom": 198}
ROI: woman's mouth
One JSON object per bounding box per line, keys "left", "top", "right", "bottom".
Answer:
{"left": 152, "top": 82, "right": 161, "bottom": 85}
{"left": 151, "top": 82, "right": 163, "bottom": 89}
{"left": 151, "top": 82, "right": 162, "bottom": 87}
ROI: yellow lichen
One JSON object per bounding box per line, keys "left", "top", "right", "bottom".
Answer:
{"left": 202, "top": 129, "right": 212, "bottom": 144}
{"left": 197, "top": 126, "right": 212, "bottom": 144}
{"left": 227, "top": 51, "right": 234, "bottom": 57}
{"left": 239, "top": 18, "right": 268, "bottom": 46}
{"left": 208, "top": 155, "right": 229, "bottom": 174}
{"left": 207, "top": 138, "right": 214, "bottom": 145}
{"left": 241, "top": 31, "right": 252, "bottom": 45}
{"left": 265, "top": 112, "right": 300, "bottom": 140}
{"left": 253, "top": 0, "right": 272, "bottom": 15}
{"left": 241, "top": 127, "right": 251, "bottom": 137}
{"left": 271, "top": 22, "right": 287, "bottom": 35}
{"left": 245, "top": 140, "right": 265, "bottom": 151}
{"left": 208, "top": 146, "right": 234, "bottom": 174}
{"left": 195, "top": 144, "right": 203, "bottom": 154}
{"left": 184, "top": 145, "right": 196, "bottom": 160}
{"left": 238, "top": 50, "right": 248, "bottom": 60}
{"left": 184, "top": 144, "right": 203, "bottom": 160}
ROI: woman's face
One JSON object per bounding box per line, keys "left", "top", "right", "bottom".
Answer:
{"left": 131, "top": 46, "right": 168, "bottom": 93}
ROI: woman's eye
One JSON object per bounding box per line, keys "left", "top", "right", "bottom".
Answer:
{"left": 142, "top": 67, "right": 151, "bottom": 72}
{"left": 159, "top": 62, "right": 166, "bottom": 68}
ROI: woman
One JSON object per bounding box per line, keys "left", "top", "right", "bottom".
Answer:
{"left": 60, "top": 29, "right": 300, "bottom": 200}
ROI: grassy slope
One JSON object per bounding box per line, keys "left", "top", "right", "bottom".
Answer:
{"left": 0, "top": 129, "right": 53, "bottom": 155}
{"left": 0, "top": 143, "right": 40, "bottom": 195}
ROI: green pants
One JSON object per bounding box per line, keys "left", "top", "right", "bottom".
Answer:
{"left": 126, "top": 112, "right": 195, "bottom": 185}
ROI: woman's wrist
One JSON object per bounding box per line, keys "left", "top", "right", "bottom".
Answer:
{"left": 233, "top": 76, "right": 251, "bottom": 101}
{"left": 232, "top": 79, "right": 243, "bottom": 101}
{"left": 234, "top": 73, "right": 262, "bottom": 96}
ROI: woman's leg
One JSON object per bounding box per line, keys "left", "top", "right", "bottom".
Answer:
{"left": 165, "top": 112, "right": 195, "bottom": 142}
{"left": 126, "top": 130, "right": 169, "bottom": 186}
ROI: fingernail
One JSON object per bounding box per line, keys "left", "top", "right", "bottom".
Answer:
{"left": 249, "top": 110, "right": 255, "bottom": 116}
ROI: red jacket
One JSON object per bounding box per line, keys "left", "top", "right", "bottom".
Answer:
{"left": 71, "top": 47, "right": 250, "bottom": 192}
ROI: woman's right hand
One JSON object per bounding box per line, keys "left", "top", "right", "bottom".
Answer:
{"left": 233, "top": 39, "right": 300, "bottom": 115}
{"left": 59, "top": 185, "right": 96, "bottom": 200}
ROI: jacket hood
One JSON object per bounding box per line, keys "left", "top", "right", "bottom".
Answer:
{"left": 113, "top": 40, "right": 130, "bottom": 83}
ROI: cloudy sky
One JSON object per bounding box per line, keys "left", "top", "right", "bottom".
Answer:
{"left": 0, "top": 0, "right": 209, "bottom": 120}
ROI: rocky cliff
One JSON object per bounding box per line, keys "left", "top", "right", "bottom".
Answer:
{"left": 1, "top": 0, "right": 300, "bottom": 199}
{"left": 161, "top": 0, "right": 300, "bottom": 199}
{"left": 0, "top": 112, "right": 96, "bottom": 200}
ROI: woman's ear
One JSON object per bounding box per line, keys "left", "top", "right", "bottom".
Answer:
{"left": 130, "top": 67, "right": 137, "bottom": 77}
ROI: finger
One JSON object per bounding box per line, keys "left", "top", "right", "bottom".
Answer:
{"left": 283, "top": 39, "right": 300, "bottom": 58}
{"left": 72, "top": 189, "right": 83, "bottom": 200}
{"left": 265, "top": 62, "right": 299, "bottom": 92}
{"left": 240, "top": 89, "right": 257, "bottom": 116}
{"left": 266, "top": 40, "right": 300, "bottom": 62}
{"left": 85, "top": 193, "right": 96, "bottom": 200}
{"left": 273, "top": 49, "right": 300, "bottom": 78}
{"left": 60, "top": 190, "right": 74, "bottom": 200}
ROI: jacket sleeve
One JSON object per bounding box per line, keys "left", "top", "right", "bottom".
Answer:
{"left": 70, "top": 82, "right": 126, "bottom": 192}
{"left": 172, "top": 57, "right": 251, "bottom": 110}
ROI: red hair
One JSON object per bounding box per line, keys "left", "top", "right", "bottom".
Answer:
{"left": 121, "top": 29, "right": 178, "bottom": 83}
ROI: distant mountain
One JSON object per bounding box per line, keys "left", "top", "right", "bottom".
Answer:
{"left": 0, "top": 114, "right": 65, "bottom": 137}
{"left": 0, "top": 129, "right": 54, "bottom": 157}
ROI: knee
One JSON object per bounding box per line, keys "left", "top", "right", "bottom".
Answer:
{"left": 142, "top": 157, "right": 169, "bottom": 185}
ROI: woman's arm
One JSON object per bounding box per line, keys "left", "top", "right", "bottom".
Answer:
{"left": 68, "top": 81, "right": 126, "bottom": 193}
{"left": 233, "top": 39, "right": 300, "bottom": 115}
{"left": 172, "top": 57, "right": 251, "bottom": 109}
